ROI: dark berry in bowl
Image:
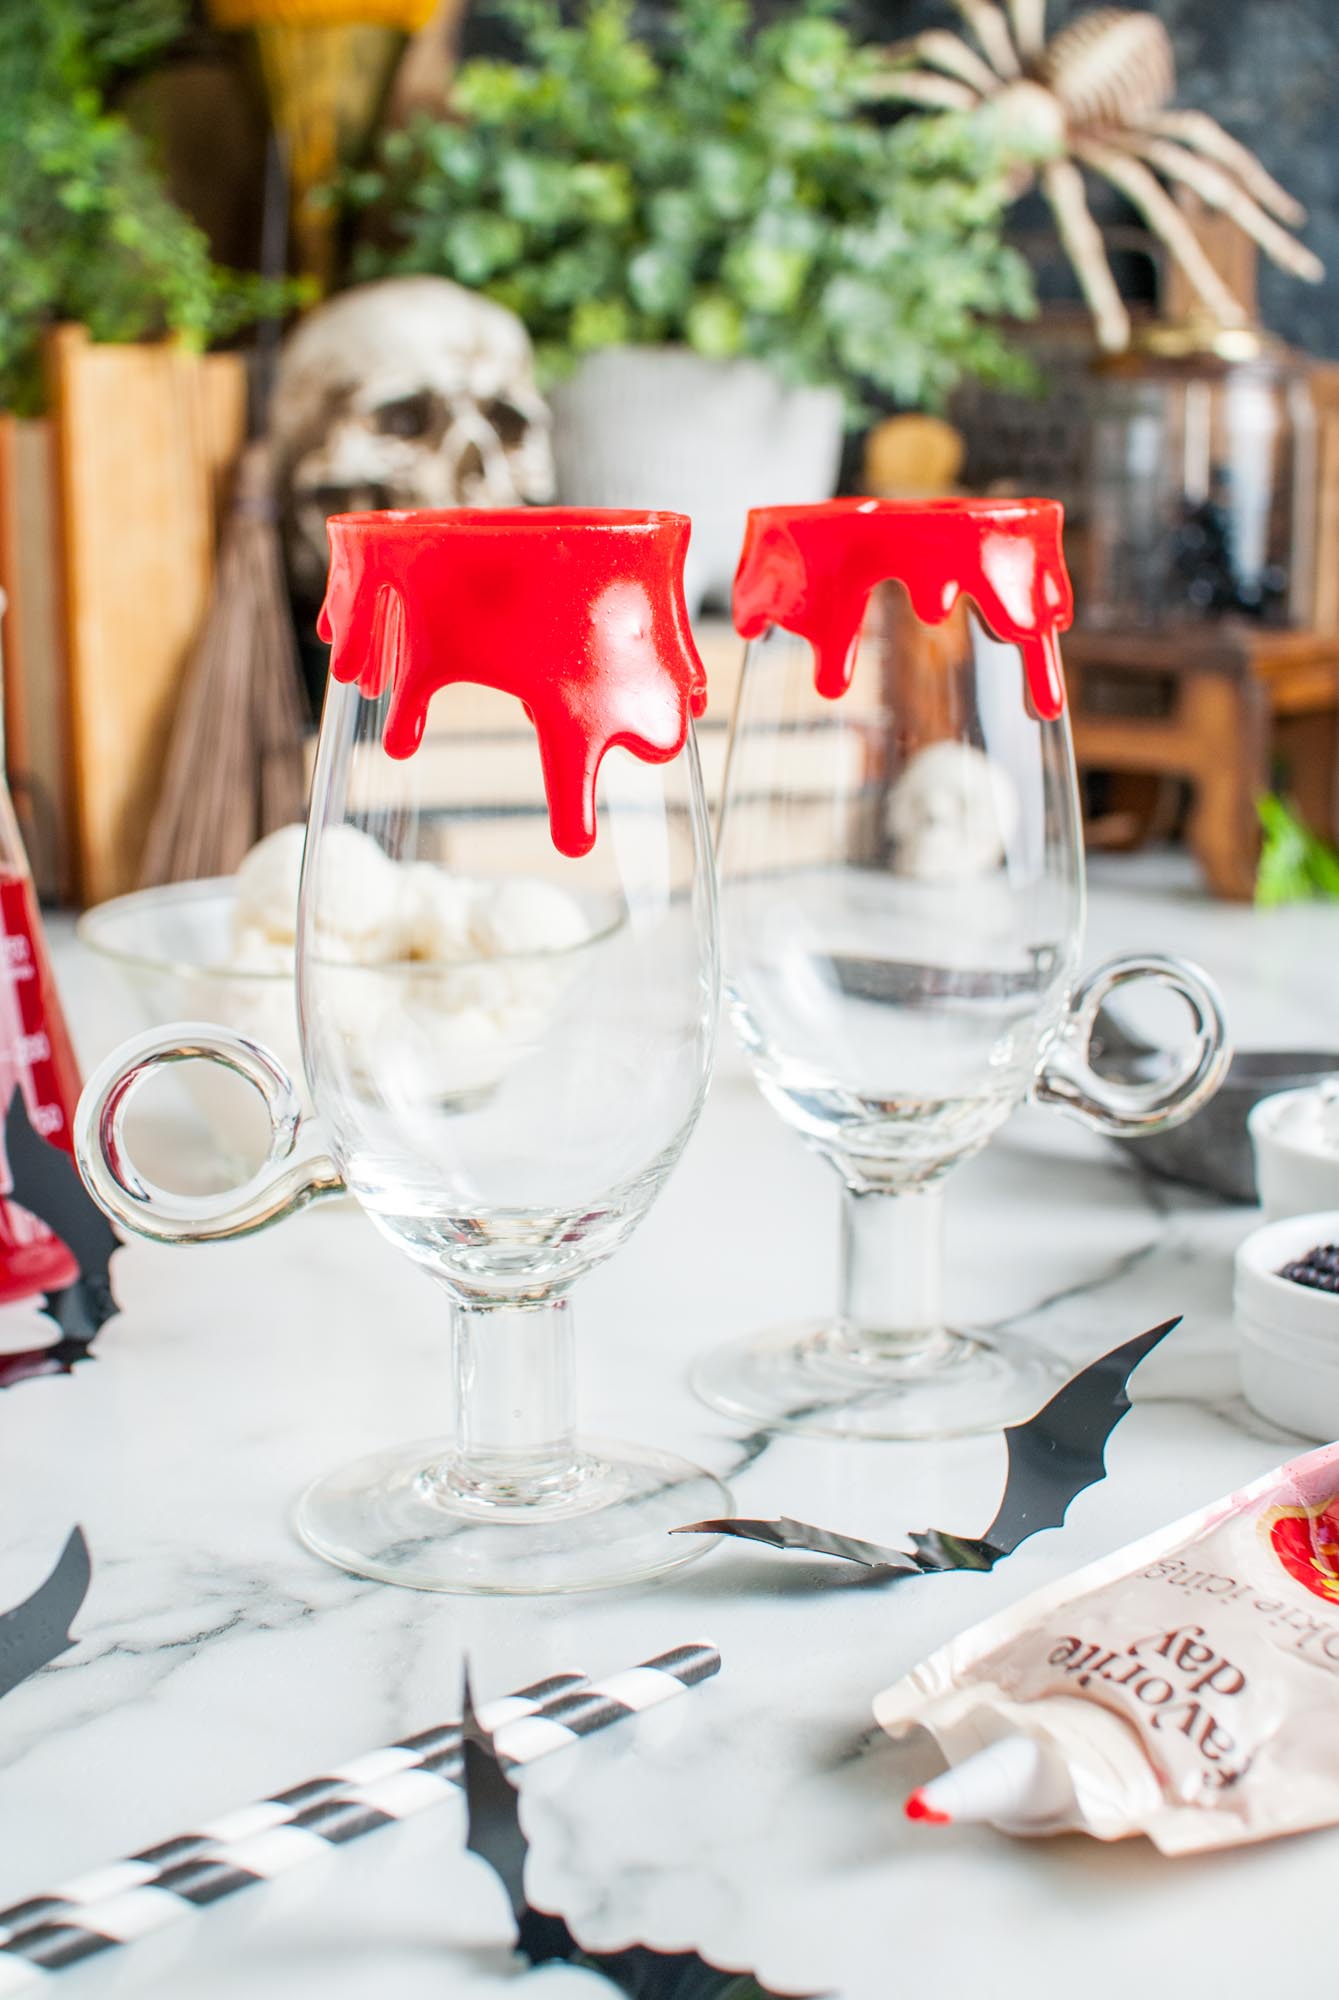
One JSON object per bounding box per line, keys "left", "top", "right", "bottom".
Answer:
{"left": 1279, "top": 1244, "right": 1339, "bottom": 1294}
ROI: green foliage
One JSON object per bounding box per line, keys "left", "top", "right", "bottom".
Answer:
{"left": 0, "top": 0, "right": 286, "bottom": 416}
{"left": 1256, "top": 793, "right": 1339, "bottom": 906}
{"left": 347, "top": 0, "right": 1037, "bottom": 416}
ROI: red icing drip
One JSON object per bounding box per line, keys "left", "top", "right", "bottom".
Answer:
{"left": 318, "top": 508, "right": 707, "bottom": 859}
{"left": 904, "top": 1789, "right": 952, "bottom": 1826}
{"left": 732, "top": 498, "right": 1073, "bottom": 720}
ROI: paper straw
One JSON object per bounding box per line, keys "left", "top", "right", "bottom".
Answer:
{"left": 0, "top": 1640, "right": 719, "bottom": 1991}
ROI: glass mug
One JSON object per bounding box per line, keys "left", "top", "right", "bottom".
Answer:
{"left": 76, "top": 508, "right": 728, "bottom": 1595}
{"left": 691, "top": 498, "right": 1229, "bottom": 1440}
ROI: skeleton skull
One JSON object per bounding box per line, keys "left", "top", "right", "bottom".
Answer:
{"left": 886, "top": 741, "right": 1020, "bottom": 883}
{"left": 270, "top": 276, "right": 555, "bottom": 598}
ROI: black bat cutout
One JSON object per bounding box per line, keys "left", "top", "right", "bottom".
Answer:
{"left": 0, "top": 1527, "right": 90, "bottom": 1701}
{"left": 678, "top": 1516, "right": 921, "bottom": 1580}
{"left": 0, "top": 1336, "right": 100, "bottom": 1392}
{"left": 674, "top": 1317, "right": 1182, "bottom": 1576}
{"left": 0, "top": 1089, "right": 120, "bottom": 1377}
{"left": 462, "top": 1669, "right": 809, "bottom": 2000}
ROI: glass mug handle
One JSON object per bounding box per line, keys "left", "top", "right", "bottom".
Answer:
{"left": 74, "top": 1023, "right": 344, "bottom": 1244}
{"left": 1033, "top": 954, "right": 1230, "bottom": 1137}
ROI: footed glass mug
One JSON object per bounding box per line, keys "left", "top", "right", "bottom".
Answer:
{"left": 76, "top": 508, "right": 727, "bottom": 1594}
{"left": 693, "top": 498, "right": 1229, "bottom": 1441}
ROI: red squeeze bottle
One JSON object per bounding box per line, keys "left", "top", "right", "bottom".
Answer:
{"left": 0, "top": 599, "right": 79, "bottom": 1300}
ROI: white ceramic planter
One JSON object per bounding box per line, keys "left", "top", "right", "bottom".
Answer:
{"left": 548, "top": 346, "right": 844, "bottom": 615}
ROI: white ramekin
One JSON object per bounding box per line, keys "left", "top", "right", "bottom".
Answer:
{"left": 1248, "top": 1086, "right": 1339, "bottom": 1222}
{"left": 1234, "top": 1209, "right": 1339, "bottom": 1441}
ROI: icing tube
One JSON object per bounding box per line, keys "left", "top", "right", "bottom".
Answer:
{"left": 876, "top": 1443, "right": 1339, "bottom": 1853}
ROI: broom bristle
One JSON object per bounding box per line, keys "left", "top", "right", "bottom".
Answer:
{"left": 140, "top": 443, "right": 310, "bottom": 889}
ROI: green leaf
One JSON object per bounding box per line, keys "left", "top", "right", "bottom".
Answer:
{"left": 769, "top": 15, "right": 851, "bottom": 94}
{"left": 685, "top": 290, "right": 744, "bottom": 358}
{"left": 443, "top": 210, "right": 527, "bottom": 285}
{"left": 627, "top": 246, "right": 691, "bottom": 317}
{"left": 570, "top": 296, "right": 632, "bottom": 350}
{"left": 721, "top": 237, "right": 810, "bottom": 315}
{"left": 498, "top": 154, "right": 570, "bottom": 227}
{"left": 647, "top": 188, "right": 706, "bottom": 248}
{"left": 570, "top": 161, "right": 635, "bottom": 226}
{"left": 1256, "top": 793, "right": 1339, "bottom": 905}
{"left": 694, "top": 141, "right": 767, "bottom": 223}
{"left": 453, "top": 59, "right": 535, "bottom": 123}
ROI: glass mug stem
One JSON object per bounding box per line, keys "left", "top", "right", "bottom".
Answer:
{"left": 436, "top": 1297, "right": 589, "bottom": 1513}
{"left": 837, "top": 1182, "right": 946, "bottom": 1362}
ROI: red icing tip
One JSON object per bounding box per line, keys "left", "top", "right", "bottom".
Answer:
{"left": 904, "top": 1788, "right": 952, "bottom": 1826}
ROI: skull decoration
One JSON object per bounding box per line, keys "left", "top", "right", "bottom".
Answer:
{"left": 270, "top": 276, "right": 555, "bottom": 599}
{"left": 886, "top": 741, "right": 1021, "bottom": 883}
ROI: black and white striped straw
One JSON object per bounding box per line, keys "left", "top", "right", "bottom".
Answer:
{"left": 0, "top": 1639, "right": 719, "bottom": 1993}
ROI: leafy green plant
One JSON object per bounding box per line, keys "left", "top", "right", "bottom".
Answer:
{"left": 347, "top": 0, "right": 1039, "bottom": 415}
{"left": 1256, "top": 793, "right": 1339, "bottom": 906}
{"left": 0, "top": 0, "right": 285, "bottom": 416}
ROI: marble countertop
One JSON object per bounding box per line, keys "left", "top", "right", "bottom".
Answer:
{"left": 3, "top": 853, "right": 1338, "bottom": 2000}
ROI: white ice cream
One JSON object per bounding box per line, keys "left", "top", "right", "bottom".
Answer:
{"left": 227, "top": 825, "right": 592, "bottom": 1098}
{"left": 233, "top": 824, "right": 307, "bottom": 942}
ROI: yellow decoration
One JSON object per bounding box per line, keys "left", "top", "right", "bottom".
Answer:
{"left": 863, "top": 415, "right": 965, "bottom": 497}
{"left": 208, "top": 0, "right": 435, "bottom": 28}
{"left": 207, "top": 9, "right": 419, "bottom": 291}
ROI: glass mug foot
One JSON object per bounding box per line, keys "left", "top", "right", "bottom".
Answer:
{"left": 297, "top": 1437, "right": 732, "bottom": 1594}
{"left": 690, "top": 1321, "right": 1066, "bottom": 1442}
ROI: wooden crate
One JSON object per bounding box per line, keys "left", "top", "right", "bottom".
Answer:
{"left": 49, "top": 328, "right": 246, "bottom": 904}
{"left": 1310, "top": 363, "right": 1339, "bottom": 638}
{"left": 0, "top": 415, "right": 69, "bottom": 899}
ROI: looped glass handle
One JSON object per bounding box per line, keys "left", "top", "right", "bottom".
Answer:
{"left": 1033, "top": 954, "right": 1230, "bottom": 1138}
{"left": 74, "top": 1023, "right": 344, "bottom": 1244}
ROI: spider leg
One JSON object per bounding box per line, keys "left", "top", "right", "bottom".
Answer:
{"left": 1075, "top": 138, "right": 1248, "bottom": 328}
{"left": 1006, "top": 0, "right": 1047, "bottom": 62}
{"left": 1147, "top": 110, "right": 1306, "bottom": 227}
{"left": 1119, "top": 135, "right": 1324, "bottom": 284}
{"left": 884, "top": 29, "right": 1002, "bottom": 96}
{"left": 1041, "top": 157, "right": 1130, "bottom": 351}
{"left": 861, "top": 69, "right": 981, "bottom": 111}
{"left": 950, "top": 0, "right": 1021, "bottom": 79}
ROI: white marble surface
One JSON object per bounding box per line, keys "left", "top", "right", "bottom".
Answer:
{"left": 2, "top": 853, "right": 1338, "bottom": 1999}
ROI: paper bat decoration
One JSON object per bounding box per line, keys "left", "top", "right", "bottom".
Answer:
{"left": 675, "top": 1317, "right": 1181, "bottom": 1576}
{"left": 678, "top": 1516, "right": 920, "bottom": 1581}
{"left": 0, "top": 1527, "right": 90, "bottom": 1703}
{"left": 0, "top": 1090, "right": 120, "bottom": 1382}
{"left": 462, "top": 1672, "right": 806, "bottom": 2000}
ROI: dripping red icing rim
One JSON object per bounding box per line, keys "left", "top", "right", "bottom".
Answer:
{"left": 318, "top": 507, "right": 706, "bottom": 859}
{"left": 321, "top": 508, "right": 689, "bottom": 532}
{"left": 731, "top": 496, "right": 1074, "bottom": 721}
